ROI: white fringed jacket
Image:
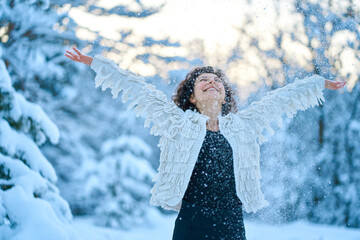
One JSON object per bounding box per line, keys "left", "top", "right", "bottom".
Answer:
{"left": 91, "top": 55, "right": 326, "bottom": 214}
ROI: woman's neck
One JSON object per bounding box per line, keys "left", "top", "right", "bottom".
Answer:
{"left": 206, "top": 118, "right": 219, "bottom": 131}
{"left": 196, "top": 102, "right": 222, "bottom": 131}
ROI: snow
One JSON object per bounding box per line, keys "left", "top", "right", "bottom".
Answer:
{"left": 0, "top": 120, "right": 57, "bottom": 182}
{"left": 73, "top": 212, "right": 360, "bottom": 240}
{"left": 14, "top": 93, "right": 60, "bottom": 145}
{"left": 0, "top": 153, "right": 51, "bottom": 197}
{"left": 101, "top": 135, "right": 152, "bottom": 157}
{"left": 0, "top": 186, "right": 79, "bottom": 240}
{"left": 0, "top": 57, "right": 12, "bottom": 90}
{"left": 245, "top": 220, "right": 360, "bottom": 240}
{"left": 349, "top": 120, "right": 360, "bottom": 132}
{"left": 77, "top": 134, "right": 156, "bottom": 229}
{"left": 0, "top": 59, "right": 60, "bottom": 146}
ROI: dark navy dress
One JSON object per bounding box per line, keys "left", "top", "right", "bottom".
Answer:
{"left": 172, "top": 129, "right": 246, "bottom": 240}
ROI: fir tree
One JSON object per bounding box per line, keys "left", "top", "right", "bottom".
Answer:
{"left": 232, "top": 0, "right": 360, "bottom": 227}
{"left": 81, "top": 135, "right": 156, "bottom": 229}
{"left": 0, "top": 48, "right": 79, "bottom": 239}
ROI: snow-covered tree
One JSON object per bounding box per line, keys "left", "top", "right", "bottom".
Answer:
{"left": 230, "top": 0, "right": 360, "bottom": 227}
{"left": 81, "top": 135, "right": 156, "bottom": 229}
{"left": 291, "top": 0, "right": 360, "bottom": 228}
{"left": 0, "top": 48, "right": 79, "bottom": 239}
{"left": 0, "top": 0, "right": 89, "bottom": 99}
{"left": 0, "top": 0, "right": 96, "bottom": 217}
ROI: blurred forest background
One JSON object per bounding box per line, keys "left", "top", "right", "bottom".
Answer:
{"left": 0, "top": 0, "right": 360, "bottom": 238}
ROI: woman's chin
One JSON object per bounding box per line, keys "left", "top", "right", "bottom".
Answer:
{"left": 202, "top": 96, "right": 225, "bottom": 105}
{"left": 205, "top": 93, "right": 224, "bottom": 100}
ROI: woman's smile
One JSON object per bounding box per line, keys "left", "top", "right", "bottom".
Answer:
{"left": 204, "top": 86, "right": 219, "bottom": 92}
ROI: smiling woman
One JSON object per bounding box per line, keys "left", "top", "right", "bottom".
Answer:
{"left": 65, "top": 47, "right": 345, "bottom": 240}
{"left": 171, "top": 66, "right": 238, "bottom": 132}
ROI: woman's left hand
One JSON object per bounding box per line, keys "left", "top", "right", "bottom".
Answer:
{"left": 64, "top": 47, "right": 93, "bottom": 66}
{"left": 325, "top": 79, "right": 347, "bottom": 90}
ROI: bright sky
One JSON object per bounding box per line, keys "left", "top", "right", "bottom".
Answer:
{"left": 69, "top": 0, "right": 279, "bottom": 52}
{"left": 68, "top": 0, "right": 287, "bottom": 99}
{"left": 68, "top": 0, "right": 357, "bottom": 95}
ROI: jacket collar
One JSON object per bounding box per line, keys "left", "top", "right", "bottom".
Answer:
{"left": 191, "top": 110, "right": 234, "bottom": 121}
{"left": 187, "top": 109, "right": 235, "bottom": 126}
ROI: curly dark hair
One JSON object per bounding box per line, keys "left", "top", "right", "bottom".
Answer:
{"left": 172, "top": 66, "right": 238, "bottom": 116}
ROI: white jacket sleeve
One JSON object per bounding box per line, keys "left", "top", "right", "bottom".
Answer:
{"left": 91, "top": 55, "right": 184, "bottom": 137}
{"left": 236, "top": 75, "right": 326, "bottom": 144}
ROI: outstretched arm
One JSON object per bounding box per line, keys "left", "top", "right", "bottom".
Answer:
{"left": 65, "top": 47, "right": 183, "bottom": 137}
{"left": 236, "top": 75, "right": 346, "bottom": 144}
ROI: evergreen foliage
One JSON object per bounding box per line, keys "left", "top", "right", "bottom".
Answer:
{"left": 235, "top": 0, "right": 360, "bottom": 228}
{"left": 82, "top": 135, "right": 156, "bottom": 229}
{"left": 0, "top": 48, "right": 79, "bottom": 239}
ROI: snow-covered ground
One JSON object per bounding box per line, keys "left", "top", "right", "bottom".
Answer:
{"left": 73, "top": 209, "right": 360, "bottom": 240}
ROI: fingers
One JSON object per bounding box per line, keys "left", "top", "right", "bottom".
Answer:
{"left": 334, "top": 81, "right": 346, "bottom": 89}
{"left": 66, "top": 50, "right": 78, "bottom": 58}
{"left": 65, "top": 50, "right": 82, "bottom": 63}
{"left": 64, "top": 53, "right": 76, "bottom": 61}
{"left": 325, "top": 79, "right": 347, "bottom": 90}
{"left": 64, "top": 53, "right": 73, "bottom": 60}
{"left": 336, "top": 81, "right": 346, "bottom": 87}
{"left": 72, "top": 47, "right": 82, "bottom": 55}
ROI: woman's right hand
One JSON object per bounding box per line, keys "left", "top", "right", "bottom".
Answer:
{"left": 64, "top": 47, "right": 93, "bottom": 66}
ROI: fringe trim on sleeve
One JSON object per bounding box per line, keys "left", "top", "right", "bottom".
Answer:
{"left": 91, "top": 55, "right": 184, "bottom": 138}
{"left": 237, "top": 75, "right": 326, "bottom": 145}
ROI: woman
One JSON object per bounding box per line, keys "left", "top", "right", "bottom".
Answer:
{"left": 65, "top": 47, "right": 346, "bottom": 239}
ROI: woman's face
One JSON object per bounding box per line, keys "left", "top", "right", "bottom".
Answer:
{"left": 189, "top": 73, "right": 226, "bottom": 106}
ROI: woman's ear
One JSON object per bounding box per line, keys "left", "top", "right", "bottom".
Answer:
{"left": 189, "top": 93, "right": 196, "bottom": 104}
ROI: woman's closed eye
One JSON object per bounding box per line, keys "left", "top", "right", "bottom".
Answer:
{"left": 199, "top": 78, "right": 222, "bottom": 82}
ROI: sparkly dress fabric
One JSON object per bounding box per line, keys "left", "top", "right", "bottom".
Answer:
{"left": 172, "top": 130, "right": 246, "bottom": 240}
